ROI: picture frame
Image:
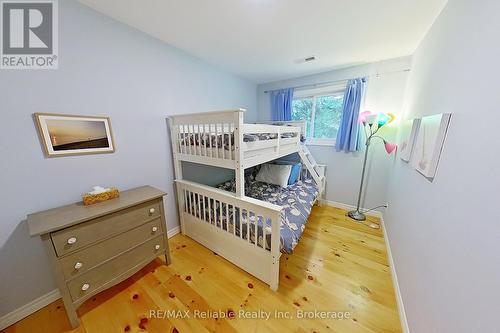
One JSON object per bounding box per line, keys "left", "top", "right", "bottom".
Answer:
{"left": 34, "top": 113, "right": 116, "bottom": 157}
{"left": 399, "top": 118, "right": 421, "bottom": 162}
{"left": 410, "top": 113, "right": 451, "bottom": 179}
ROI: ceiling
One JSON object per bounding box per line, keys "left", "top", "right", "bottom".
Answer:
{"left": 78, "top": 0, "right": 447, "bottom": 83}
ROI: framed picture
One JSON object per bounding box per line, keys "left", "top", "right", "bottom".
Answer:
{"left": 410, "top": 113, "right": 451, "bottom": 179}
{"left": 34, "top": 113, "right": 115, "bottom": 157}
{"left": 399, "top": 118, "right": 421, "bottom": 162}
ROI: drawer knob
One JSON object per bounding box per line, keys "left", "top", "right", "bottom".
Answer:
{"left": 81, "top": 283, "right": 90, "bottom": 291}
{"left": 152, "top": 226, "right": 158, "bottom": 233}
{"left": 149, "top": 208, "right": 156, "bottom": 215}
{"left": 67, "top": 237, "right": 77, "bottom": 245}
{"left": 155, "top": 244, "right": 161, "bottom": 250}
{"left": 74, "top": 262, "right": 83, "bottom": 270}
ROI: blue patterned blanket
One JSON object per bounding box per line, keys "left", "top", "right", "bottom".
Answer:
{"left": 216, "top": 177, "right": 319, "bottom": 253}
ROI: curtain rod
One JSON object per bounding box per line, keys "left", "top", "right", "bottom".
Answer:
{"left": 263, "top": 68, "right": 411, "bottom": 93}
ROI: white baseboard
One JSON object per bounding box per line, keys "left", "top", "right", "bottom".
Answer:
{"left": 0, "top": 289, "right": 61, "bottom": 330}
{"left": 324, "top": 200, "right": 383, "bottom": 218}
{"left": 167, "top": 225, "right": 180, "bottom": 238}
{"left": 0, "top": 225, "right": 182, "bottom": 330}
{"left": 379, "top": 215, "right": 410, "bottom": 333}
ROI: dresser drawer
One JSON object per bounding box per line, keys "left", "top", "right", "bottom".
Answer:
{"left": 59, "top": 218, "right": 163, "bottom": 280}
{"left": 67, "top": 235, "right": 165, "bottom": 302}
{"left": 51, "top": 200, "right": 161, "bottom": 257}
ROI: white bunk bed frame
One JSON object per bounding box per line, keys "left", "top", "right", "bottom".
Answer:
{"left": 167, "top": 109, "right": 325, "bottom": 290}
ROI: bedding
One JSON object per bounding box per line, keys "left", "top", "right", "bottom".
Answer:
{"left": 180, "top": 131, "right": 298, "bottom": 151}
{"left": 260, "top": 122, "right": 307, "bottom": 143}
{"left": 218, "top": 177, "right": 319, "bottom": 253}
{"left": 187, "top": 173, "right": 319, "bottom": 254}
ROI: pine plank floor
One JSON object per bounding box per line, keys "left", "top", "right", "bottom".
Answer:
{"left": 2, "top": 205, "right": 401, "bottom": 333}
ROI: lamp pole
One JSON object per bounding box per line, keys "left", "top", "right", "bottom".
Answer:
{"left": 348, "top": 120, "right": 386, "bottom": 221}
{"left": 348, "top": 136, "right": 371, "bottom": 221}
{"left": 347, "top": 112, "right": 396, "bottom": 222}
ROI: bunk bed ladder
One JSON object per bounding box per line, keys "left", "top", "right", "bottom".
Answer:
{"left": 298, "top": 143, "right": 326, "bottom": 198}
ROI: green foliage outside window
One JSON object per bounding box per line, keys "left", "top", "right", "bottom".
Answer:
{"left": 314, "top": 95, "right": 343, "bottom": 138}
{"left": 291, "top": 98, "right": 313, "bottom": 137}
{"left": 291, "top": 93, "right": 344, "bottom": 139}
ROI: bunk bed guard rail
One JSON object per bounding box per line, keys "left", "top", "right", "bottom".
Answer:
{"left": 167, "top": 109, "right": 302, "bottom": 171}
{"left": 175, "top": 179, "right": 283, "bottom": 290}
{"left": 168, "top": 109, "right": 245, "bottom": 170}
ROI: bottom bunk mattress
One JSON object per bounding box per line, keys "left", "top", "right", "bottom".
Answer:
{"left": 205, "top": 177, "right": 319, "bottom": 253}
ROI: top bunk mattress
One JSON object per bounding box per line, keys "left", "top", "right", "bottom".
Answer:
{"left": 179, "top": 131, "right": 299, "bottom": 150}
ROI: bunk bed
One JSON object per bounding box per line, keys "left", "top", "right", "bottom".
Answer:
{"left": 167, "top": 109, "right": 325, "bottom": 290}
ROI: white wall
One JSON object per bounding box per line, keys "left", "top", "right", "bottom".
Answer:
{"left": 0, "top": 0, "right": 256, "bottom": 317}
{"left": 257, "top": 57, "right": 410, "bottom": 209}
{"left": 385, "top": 0, "right": 500, "bottom": 332}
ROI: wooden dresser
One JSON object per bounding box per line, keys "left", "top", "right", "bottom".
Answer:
{"left": 27, "top": 186, "right": 170, "bottom": 328}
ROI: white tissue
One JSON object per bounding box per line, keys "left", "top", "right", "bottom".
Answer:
{"left": 88, "top": 186, "right": 110, "bottom": 195}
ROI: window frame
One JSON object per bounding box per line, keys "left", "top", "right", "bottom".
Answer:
{"left": 292, "top": 85, "right": 346, "bottom": 146}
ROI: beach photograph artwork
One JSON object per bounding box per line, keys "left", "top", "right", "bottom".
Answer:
{"left": 34, "top": 113, "right": 115, "bottom": 157}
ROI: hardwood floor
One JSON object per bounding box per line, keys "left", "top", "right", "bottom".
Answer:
{"left": 2, "top": 205, "right": 401, "bottom": 333}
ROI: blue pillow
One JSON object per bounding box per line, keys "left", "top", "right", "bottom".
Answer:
{"left": 288, "top": 163, "right": 301, "bottom": 185}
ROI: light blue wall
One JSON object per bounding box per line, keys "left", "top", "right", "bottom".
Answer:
{"left": 385, "top": 0, "right": 500, "bottom": 332}
{"left": 0, "top": 0, "right": 256, "bottom": 317}
{"left": 257, "top": 58, "right": 410, "bottom": 209}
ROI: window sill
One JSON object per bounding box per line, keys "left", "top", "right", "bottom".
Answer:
{"left": 305, "top": 139, "right": 336, "bottom": 147}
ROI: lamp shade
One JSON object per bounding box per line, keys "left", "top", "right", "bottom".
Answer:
{"left": 383, "top": 140, "right": 397, "bottom": 155}
{"left": 377, "top": 112, "right": 396, "bottom": 127}
{"left": 387, "top": 113, "right": 395, "bottom": 124}
{"left": 359, "top": 111, "right": 372, "bottom": 124}
{"left": 367, "top": 114, "right": 378, "bottom": 125}
{"left": 377, "top": 113, "right": 391, "bottom": 127}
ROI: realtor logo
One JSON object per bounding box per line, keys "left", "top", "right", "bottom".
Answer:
{"left": 1, "top": 0, "right": 58, "bottom": 69}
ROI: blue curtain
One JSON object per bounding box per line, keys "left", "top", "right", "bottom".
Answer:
{"left": 270, "top": 88, "right": 294, "bottom": 121}
{"left": 336, "top": 77, "right": 367, "bottom": 152}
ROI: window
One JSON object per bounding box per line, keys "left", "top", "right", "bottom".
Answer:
{"left": 291, "top": 87, "right": 345, "bottom": 145}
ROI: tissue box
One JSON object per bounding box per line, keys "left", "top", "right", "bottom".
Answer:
{"left": 82, "top": 188, "right": 120, "bottom": 206}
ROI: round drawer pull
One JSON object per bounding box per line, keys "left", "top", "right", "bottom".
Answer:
{"left": 74, "top": 262, "right": 83, "bottom": 270}
{"left": 152, "top": 226, "right": 158, "bottom": 233}
{"left": 81, "top": 283, "right": 90, "bottom": 291}
{"left": 67, "top": 237, "right": 77, "bottom": 245}
{"left": 149, "top": 208, "right": 156, "bottom": 215}
{"left": 154, "top": 244, "right": 161, "bottom": 250}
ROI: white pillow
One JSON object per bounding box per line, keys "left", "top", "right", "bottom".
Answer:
{"left": 255, "top": 163, "right": 292, "bottom": 187}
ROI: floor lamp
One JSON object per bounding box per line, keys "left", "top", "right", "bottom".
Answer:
{"left": 348, "top": 111, "right": 397, "bottom": 221}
